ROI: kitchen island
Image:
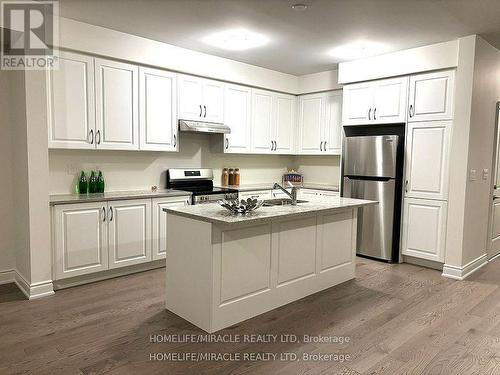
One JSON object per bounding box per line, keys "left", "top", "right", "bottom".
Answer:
{"left": 164, "top": 197, "right": 376, "bottom": 333}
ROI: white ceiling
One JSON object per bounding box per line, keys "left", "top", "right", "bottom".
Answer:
{"left": 58, "top": 0, "right": 500, "bottom": 75}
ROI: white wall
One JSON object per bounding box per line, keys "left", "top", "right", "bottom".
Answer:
{"left": 463, "top": 37, "right": 500, "bottom": 263}
{"left": 48, "top": 131, "right": 340, "bottom": 194}
{"left": 0, "top": 70, "right": 15, "bottom": 274}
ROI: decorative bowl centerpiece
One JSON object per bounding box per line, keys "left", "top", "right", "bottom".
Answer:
{"left": 218, "top": 198, "right": 264, "bottom": 215}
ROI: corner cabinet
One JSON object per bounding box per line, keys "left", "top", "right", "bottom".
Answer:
{"left": 342, "top": 77, "right": 408, "bottom": 125}
{"left": 178, "top": 74, "right": 224, "bottom": 123}
{"left": 297, "top": 90, "right": 342, "bottom": 155}
{"left": 48, "top": 51, "right": 96, "bottom": 149}
{"left": 402, "top": 198, "right": 447, "bottom": 262}
{"left": 95, "top": 58, "right": 139, "bottom": 150}
{"left": 152, "top": 196, "right": 191, "bottom": 260}
{"left": 139, "top": 67, "right": 178, "bottom": 151}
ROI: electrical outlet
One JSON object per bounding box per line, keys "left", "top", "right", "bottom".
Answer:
{"left": 67, "top": 164, "right": 78, "bottom": 175}
{"left": 483, "top": 169, "right": 489, "bottom": 180}
{"left": 470, "top": 169, "right": 477, "bottom": 181}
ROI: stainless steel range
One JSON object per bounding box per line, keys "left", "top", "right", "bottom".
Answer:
{"left": 167, "top": 168, "right": 238, "bottom": 204}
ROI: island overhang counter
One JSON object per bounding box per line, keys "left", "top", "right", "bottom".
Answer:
{"left": 164, "top": 197, "right": 377, "bottom": 333}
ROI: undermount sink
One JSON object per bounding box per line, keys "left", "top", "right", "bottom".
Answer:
{"left": 263, "top": 198, "right": 308, "bottom": 206}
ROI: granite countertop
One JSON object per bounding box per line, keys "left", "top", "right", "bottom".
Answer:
{"left": 50, "top": 189, "right": 191, "bottom": 205}
{"left": 217, "top": 183, "right": 340, "bottom": 192}
{"left": 164, "top": 197, "right": 376, "bottom": 226}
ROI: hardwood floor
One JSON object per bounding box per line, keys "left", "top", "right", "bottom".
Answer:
{"left": 2, "top": 257, "right": 500, "bottom": 374}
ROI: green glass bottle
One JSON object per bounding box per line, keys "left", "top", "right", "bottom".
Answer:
{"left": 78, "top": 171, "right": 88, "bottom": 195}
{"left": 89, "top": 171, "right": 98, "bottom": 194}
{"left": 97, "top": 171, "right": 105, "bottom": 193}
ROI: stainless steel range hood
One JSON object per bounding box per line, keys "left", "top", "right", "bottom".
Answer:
{"left": 178, "top": 120, "right": 231, "bottom": 134}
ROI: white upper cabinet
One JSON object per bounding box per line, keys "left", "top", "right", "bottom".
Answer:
{"left": 48, "top": 51, "right": 96, "bottom": 149}
{"left": 223, "top": 84, "right": 252, "bottom": 153}
{"left": 298, "top": 90, "right": 342, "bottom": 155}
{"left": 324, "top": 91, "right": 343, "bottom": 154}
{"left": 251, "top": 89, "right": 274, "bottom": 153}
{"left": 342, "top": 83, "right": 373, "bottom": 125}
{"left": 405, "top": 121, "right": 451, "bottom": 200}
{"left": 95, "top": 58, "right": 139, "bottom": 150}
{"left": 408, "top": 70, "right": 455, "bottom": 122}
{"left": 178, "top": 74, "right": 224, "bottom": 123}
{"left": 402, "top": 198, "right": 447, "bottom": 262}
{"left": 297, "top": 93, "right": 325, "bottom": 154}
{"left": 372, "top": 77, "right": 408, "bottom": 124}
{"left": 108, "top": 199, "right": 151, "bottom": 269}
{"left": 273, "top": 93, "right": 296, "bottom": 154}
{"left": 139, "top": 67, "right": 178, "bottom": 151}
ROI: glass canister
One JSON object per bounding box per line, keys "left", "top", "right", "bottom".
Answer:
{"left": 234, "top": 168, "right": 240, "bottom": 186}
{"left": 222, "top": 168, "right": 229, "bottom": 186}
{"left": 228, "top": 168, "right": 235, "bottom": 186}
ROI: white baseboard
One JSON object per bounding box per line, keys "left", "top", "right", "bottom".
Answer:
{"left": 0, "top": 269, "right": 54, "bottom": 299}
{"left": 442, "top": 253, "right": 488, "bottom": 280}
{"left": 0, "top": 270, "right": 16, "bottom": 285}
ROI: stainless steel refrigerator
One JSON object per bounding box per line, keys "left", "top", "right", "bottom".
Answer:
{"left": 342, "top": 133, "right": 404, "bottom": 262}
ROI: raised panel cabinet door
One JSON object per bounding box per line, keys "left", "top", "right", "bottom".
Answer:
{"left": 53, "top": 202, "right": 108, "bottom": 280}
{"left": 405, "top": 121, "right": 451, "bottom": 200}
{"left": 298, "top": 93, "right": 325, "bottom": 154}
{"left": 373, "top": 77, "right": 408, "bottom": 124}
{"left": 223, "top": 84, "right": 252, "bottom": 153}
{"left": 152, "top": 196, "right": 190, "bottom": 261}
{"left": 342, "top": 83, "right": 374, "bottom": 125}
{"left": 402, "top": 198, "right": 447, "bottom": 262}
{"left": 251, "top": 89, "right": 274, "bottom": 153}
{"left": 139, "top": 67, "right": 177, "bottom": 151}
{"left": 202, "top": 79, "right": 224, "bottom": 123}
{"left": 48, "top": 51, "right": 95, "bottom": 149}
{"left": 108, "top": 199, "right": 151, "bottom": 269}
{"left": 408, "top": 70, "right": 455, "bottom": 122}
{"left": 178, "top": 74, "right": 203, "bottom": 121}
{"left": 95, "top": 58, "right": 139, "bottom": 150}
{"left": 324, "top": 90, "right": 343, "bottom": 154}
{"left": 274, "top": 93, "right": 296, "bottom": 154}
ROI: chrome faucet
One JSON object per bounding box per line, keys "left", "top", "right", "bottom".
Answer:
{"left": 273, "top": 182, "right": 299, "bottom": 205}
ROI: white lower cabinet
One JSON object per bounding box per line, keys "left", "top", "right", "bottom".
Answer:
{"left": 299, "top": 189, "right": 339, "bottom": 199}
{"left": 53, "top": 202, "right": 108, "bottom": 280}
{"left": 238, "top": 190, "right": 272, "bottom": 201}
{"left": 402, "top": 198, "right": 447, "bottom": 262}
{"left": 152, "top": 196, "right": 191, "bottom": 260}
{"left": 108, "top": 199, "right": 152, "bottom": 269}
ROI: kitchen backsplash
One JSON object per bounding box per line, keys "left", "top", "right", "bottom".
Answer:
{"left": 48, "top": 133, "right": 341, "bottom": 194}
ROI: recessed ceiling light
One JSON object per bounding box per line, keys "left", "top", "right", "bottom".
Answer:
{"left": 291, "top": 3, "right": 308, "bottom": 11}
{"left": 203, "top": 28, "right": 269, "bottom": 51}
{"left": 328, "top": 41, "right": 389, "bottom": 61}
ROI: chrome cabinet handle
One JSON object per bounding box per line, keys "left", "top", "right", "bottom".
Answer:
{"left": 320, "top": 141, "right": 324, "bottom": 151}
{"left": 323, "top": 141, "right": 327, "bottom": 151}
{"left": 373, "top": 108, "right": 377, "bottom": 120}
{"left": 108, "top": 207, "right": 113, "bottom": 221}
{"left": 409, "top": 104, "right": 414, "bottom": 118}
{"left": 270, "top": 140, "right": 273, "bottom": 150}
{"left": 225, "top": 137, "right": 229, "bottom": 150}
{"left": 368, "top": 108, "right": 372, "bottom": 120}
{"left": 405, "top": 180, "right": 408, "bottom": 193}
{"left": 96, "top": 130, "right": 101, "bottom": 145}
{"left": 173, "top": 134, "right": 177, "bottom": 147}
{"left": 203, "top": 105, "right": 207, "bottom": 118}
{"left": 102, "top": 207, "right": 106, "bottom": 222}
{"left": 89, "top": 129, "right": 94, "bottom": 144}
{"left": 273, "top": 141, "right": 276, "bottom": 151}
{"left": 199, "top": 105, "right": 202, "bottom": 117}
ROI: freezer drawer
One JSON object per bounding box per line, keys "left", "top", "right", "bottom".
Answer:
{"left": 343, "top": 177, "right": 396, "bottom": 260}
{"left": 343, "top": 135, "right": 399, "bottom": 178}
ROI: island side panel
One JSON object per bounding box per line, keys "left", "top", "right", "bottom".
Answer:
{"left": 210, "top": 208, "right": 358, "bottom": 332}
{"left": 166, "top": 213, "right": 214, "bottom": 332}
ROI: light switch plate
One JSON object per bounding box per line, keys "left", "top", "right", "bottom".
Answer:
{"left": 67, "top": 164, "right": 78, "bottom": 175}
{"left": 470, "top": 169, "right": 477, "bottom": 181}
{"left": 483, "top": 169, "right": 489, "bottom": 180}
